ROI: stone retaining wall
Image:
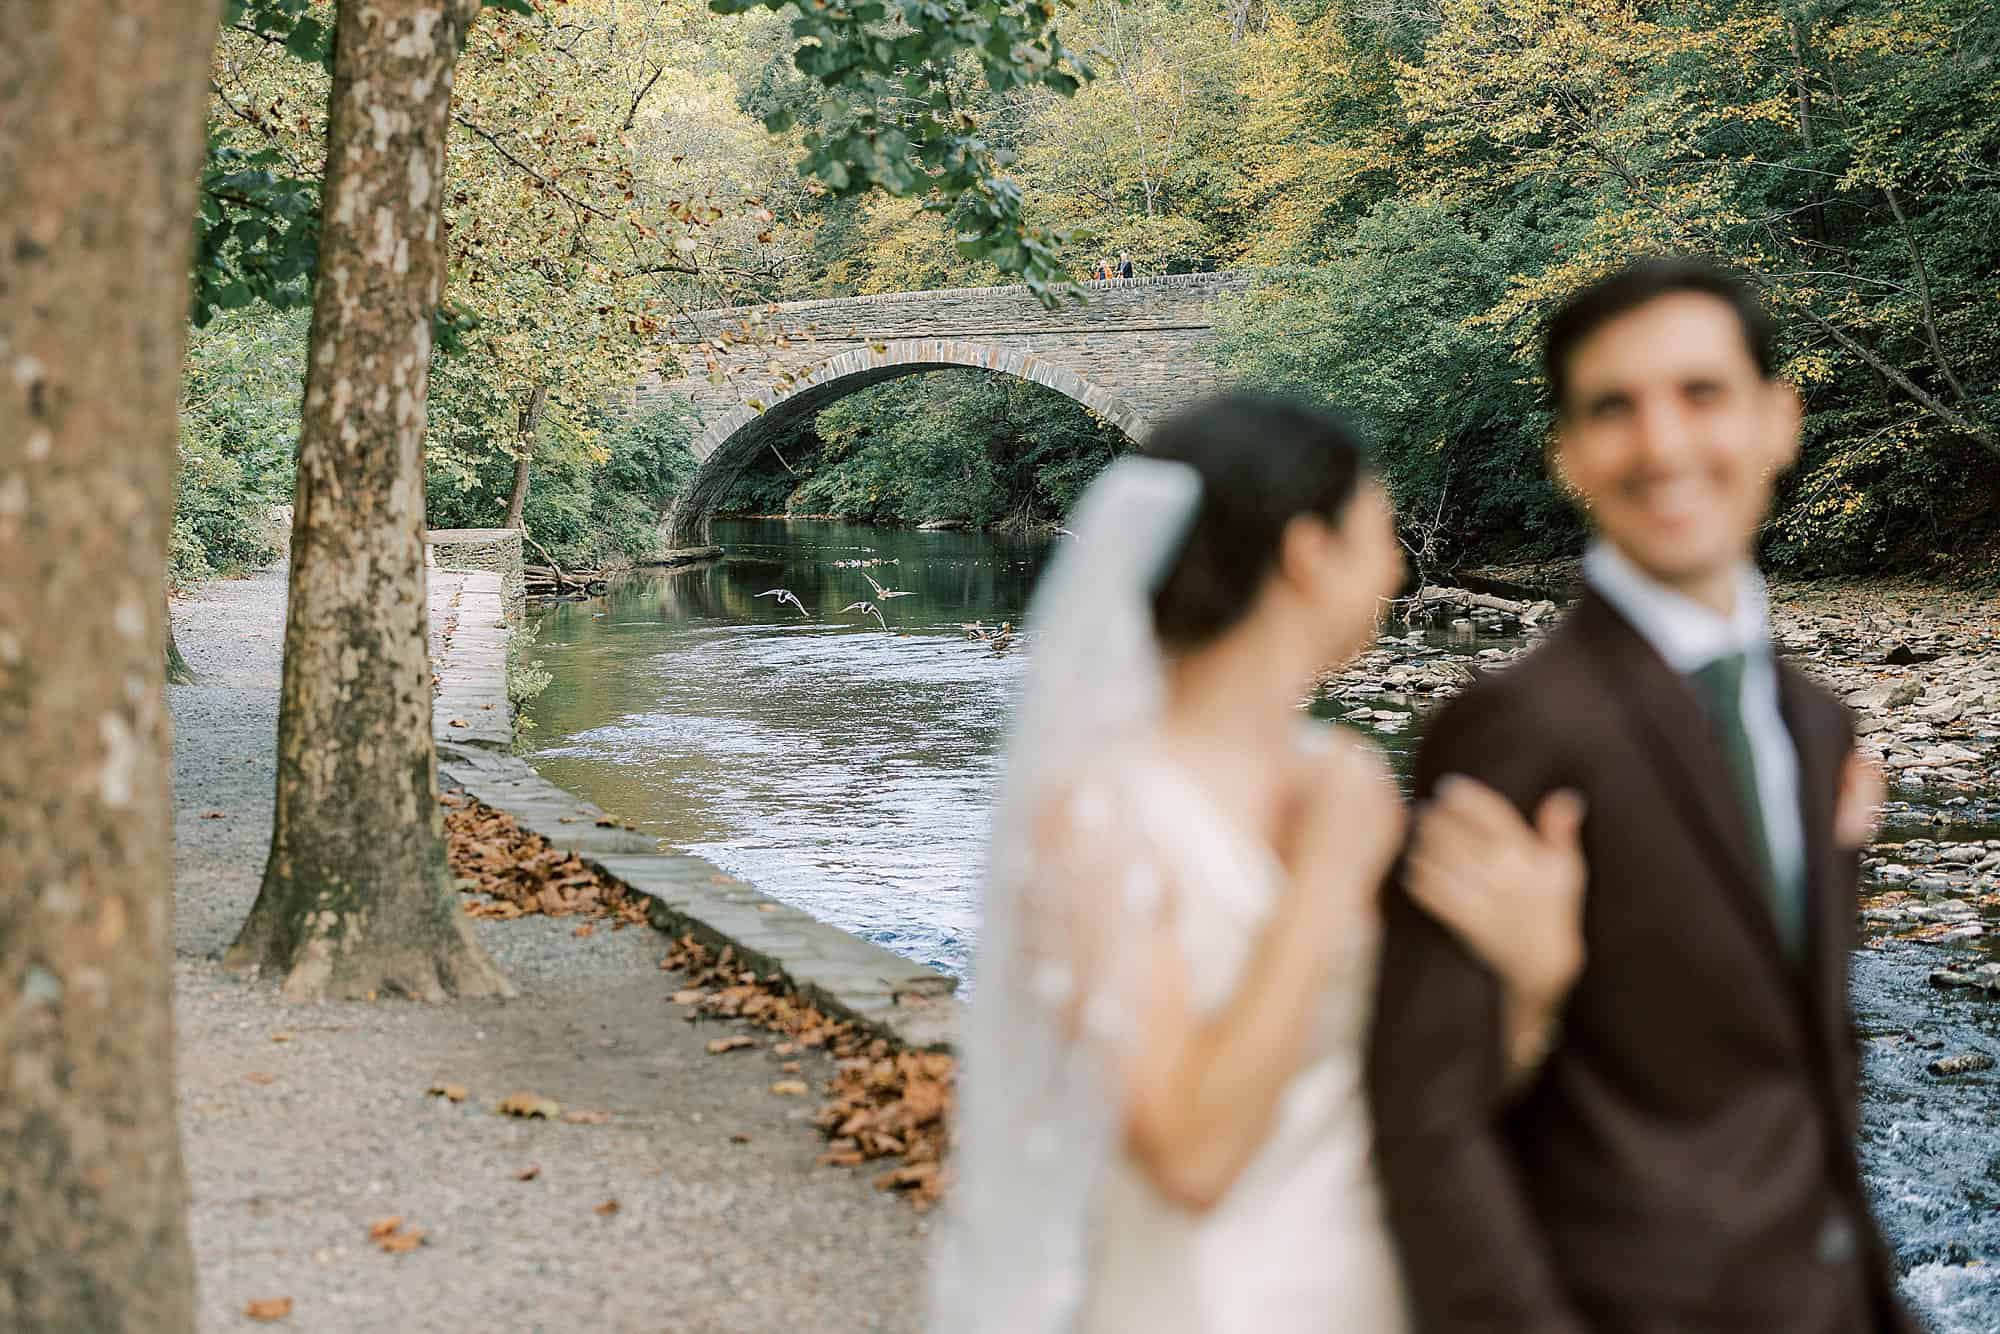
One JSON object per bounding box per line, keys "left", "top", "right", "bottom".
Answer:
{"left": 428, "top": 571, "right": 958, "bottom": 1051}
{"left": 427, "top": 527, "right": 525, "bottom": 622}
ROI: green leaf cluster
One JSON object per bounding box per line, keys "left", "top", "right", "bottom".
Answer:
{"left": 711, "top": 0, "right": 1089, "bottom": 299}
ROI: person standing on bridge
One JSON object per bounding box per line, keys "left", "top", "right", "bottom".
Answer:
{"left": 1117, "top": 251, "right": 1134, "bottom": 279}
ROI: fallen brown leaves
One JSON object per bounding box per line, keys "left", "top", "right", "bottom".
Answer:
{"left": 442, "top": 791, "right": 959, "bottom": 1207}
{"left": 368, "top": 1217, "right": 425, "bottom": 1254}
{"left": 244, "top": 1297, "right": 293, "bottom": 1321}
{"left": 497, "top": 1092, "right": 561, "bottom": 1120}
{"left": 442, "top": 793, "right": 650, "bottom": 926}
{"left": 662, "top": 933, "right": 956, "bottom": 1209}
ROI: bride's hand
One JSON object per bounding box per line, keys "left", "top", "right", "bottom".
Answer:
{"left": 1834, "top": 748, "right": 1885, "bottom": 851}
{"left": 1405, "top": 776, "right": 1587, "bottom": 1013}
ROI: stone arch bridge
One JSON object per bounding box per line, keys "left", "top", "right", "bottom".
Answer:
{"left": 642, "top": 271, "right": 1257, "bottom": 545}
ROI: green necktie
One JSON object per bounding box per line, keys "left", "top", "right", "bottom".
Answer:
{"left": 1691, "top": 652, "right": 1804, "bottom": 959}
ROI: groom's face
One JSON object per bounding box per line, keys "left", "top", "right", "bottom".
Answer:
{"left": 1552, "top": 291, "right": 1800, "bottom": 591}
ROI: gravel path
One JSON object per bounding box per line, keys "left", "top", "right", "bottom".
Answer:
{"left": 170, "top": 567, "right": 928, "bottom": 1333}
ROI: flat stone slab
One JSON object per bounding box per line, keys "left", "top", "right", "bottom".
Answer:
{"left": 427, "top": 576, "right": 963, "bottom": 1053}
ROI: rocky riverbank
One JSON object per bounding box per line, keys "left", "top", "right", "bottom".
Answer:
{"left": 1320, "top": 577, "right": 2000, "bottom": 808}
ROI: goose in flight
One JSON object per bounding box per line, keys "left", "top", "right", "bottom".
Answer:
{"left": 859, "top": 571, "right": 915, "bottom": 600}
{"left": 841, "top": 601, "right": 890, "bottom": 631}
{"left": 755, "top": 588, "right": 810, "bottom": 616}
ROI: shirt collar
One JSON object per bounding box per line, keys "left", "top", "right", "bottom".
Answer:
{"left": 1582, "top": 540, "right": 1771, "bottom": 675}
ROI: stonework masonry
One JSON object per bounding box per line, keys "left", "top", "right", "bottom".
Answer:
{"left": 642, "top": 272, "right": 1259, "bottom": 544}
{"left": 426, "top": 527, "right": 525, "bottom": 622}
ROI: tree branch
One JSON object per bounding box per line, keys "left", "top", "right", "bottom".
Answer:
{"left": 621, "top": 65, "right": 665, "bottom": 133}
{"left": 1882, "top": 184, "right": 1974, "bottom": 406}
{"left": 1756, "top": 275, "right": 1997, "bottom": 459}
{"left": 451, "top": 111, "right": 622, "bottom": 225}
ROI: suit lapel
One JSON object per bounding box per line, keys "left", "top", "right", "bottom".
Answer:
{"left": 1569, "top": 592, "right": 1793, "bottom": 968}
{"left": 1778, "top": 664, "right": 1853, "bottom": 1050}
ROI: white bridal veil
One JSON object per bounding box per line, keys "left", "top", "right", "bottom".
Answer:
{"left": 929, "top": 456, "right": 1204, "bottom": 1333}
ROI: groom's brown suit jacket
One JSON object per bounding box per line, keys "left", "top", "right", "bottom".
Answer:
{"left": 1368, "top": 590, "right": 1916, "bottom": 1334}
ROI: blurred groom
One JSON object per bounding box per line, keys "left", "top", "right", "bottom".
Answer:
{"left": 1369, "top": 259, "right": 1915, "bottom": 1333}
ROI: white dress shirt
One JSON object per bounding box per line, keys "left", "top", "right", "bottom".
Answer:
{"left": 1583, "top": 541, "right": 1806, "bottom": 896}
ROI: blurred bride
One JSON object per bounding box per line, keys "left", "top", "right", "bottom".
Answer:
{"left": 930, "top": 394, "right": 1587, "bottom": 1333}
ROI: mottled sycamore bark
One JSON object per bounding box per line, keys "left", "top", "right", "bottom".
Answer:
{"left": 230, "top": 0, "right": 510, "bottom": 1001}
{"left": 0, "top": 2, "right": 216, "bottom": 1328}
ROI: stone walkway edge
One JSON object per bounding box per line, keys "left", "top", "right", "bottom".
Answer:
{"left": 429, "top": 568, "right": 961, "bottom": 1053}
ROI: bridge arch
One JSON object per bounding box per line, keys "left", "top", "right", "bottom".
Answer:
{"left": 666, "top": 338, "right": 1148, "bottom": 546}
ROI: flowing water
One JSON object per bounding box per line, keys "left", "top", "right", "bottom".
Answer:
{"left": 525, "top": 517, "right": 1997, "bottom": 1329}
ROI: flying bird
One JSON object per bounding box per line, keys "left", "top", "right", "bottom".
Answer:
{"left": 841, "top": 600, "right": 890, "bottom": 631}
{"left": 859, "top": 571, "right": 915, "bottom": 600}
{"left": 755, "top": 588, "right": 810, "bottom": 616}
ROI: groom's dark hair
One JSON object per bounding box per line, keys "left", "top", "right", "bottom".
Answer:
{"left": 1144, "top": 392, "right": 1370, "bottom": 651}
{"left": 1542, "top": 256, "right": 1779, "bottom": 415}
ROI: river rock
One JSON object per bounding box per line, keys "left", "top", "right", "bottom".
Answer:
{"left": 1929, "top": 963, "right": 2000, "bottom": 992}
{"left": 1905, "top": 901, "right": 1978, "bottom": 922}
{"left": 1927, "top": 1052, "right": 1996, "bottom": 1076}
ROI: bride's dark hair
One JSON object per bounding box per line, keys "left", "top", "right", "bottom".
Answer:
{"left": 1143, "top": 391, "right": 1371, "bottom": 650}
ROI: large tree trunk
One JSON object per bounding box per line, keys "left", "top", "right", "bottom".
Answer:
{"left": 0, "top": 2, "right": 215, "bottom": 1328}
{"left": 228, "top": 0, "right": 510, "bottom": 1002}
{"left": 501, "top": 382, "right": 548, "bottom": 529}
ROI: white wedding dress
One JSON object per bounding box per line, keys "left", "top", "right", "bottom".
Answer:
{"left": 932, "top": 457, "right": 1411, "bottom": 1334}
{"left": 1074, "top": 756, "right": 1412, "bottom": 1334}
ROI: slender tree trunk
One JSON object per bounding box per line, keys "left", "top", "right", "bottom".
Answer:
{"left": 502, "top": 382, "right": 548, "bottom": 529}
{"left": 165, "top": 596, "right": 198, "bottom": 685}
{"left": 1784, "top": 13, "right": 1830, "bottom": 248}
{"left": 0, "top": 2, "right": 215, "bottom": 1328}
{"left": 229, "top": 0, "right": 510, "bottom": 1002}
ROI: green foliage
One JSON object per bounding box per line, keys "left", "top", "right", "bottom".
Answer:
{"left": 1215, "top": 203, "right": 1581, "bottom": 563}
{"left": 172, "top": 305, "right": 310, "bottom": 589}
{"left": 710, "top": 0, "right": 1089, "bottom": 299}
{"left": 194, "top": 139, "right": 321, "bottom": 323}
{"left": 721, "top": 371, "right": 1126, "bottom": 526}
{"left": 759, "top": 0, "right": 1999, "bottom": 572}
{"left": 423, "top": 399, "right": 700, "bottom": 568}
{"left": 506, "top": 620, "right": 553, "bottom": 748}
{"left": 195, "top": 0, "right": 566, "bottom": 324}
